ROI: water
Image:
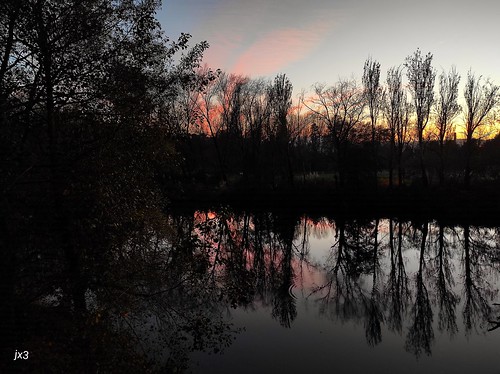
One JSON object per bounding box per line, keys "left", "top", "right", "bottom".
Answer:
{"left": 11, "top": 208, "right": 500, "bottom": 373}
{"left": 175, "top": 211, "right": 500, "bottom": 373}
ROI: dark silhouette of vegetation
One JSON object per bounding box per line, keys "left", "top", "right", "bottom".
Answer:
{"left": 435, "top": 67, "right": 461, "bottom": 186}
{"left": 363, "top": 57, "right": 383, "bottom": 186}
{"left": 383, "top": 66, "right": 411, "bottom": 187}
{"left": 164, "top": 50, "right": 500, "bottom": 201}
{"left": 3, "top": 0, "right": 500, "bottom": 371}
{"left": 268, "top": 73, "right": 294, "bottom": 186}
{"left": 0, "top": 0, "right": 219, "bottom": 371}
{"left": 433, "top": 223, "right": 459, "bottom": 337}
{"left": 385, "top": 220, "right": 411, "bottom": 334}
{"left": 405, "top": 49, "right": 436, "bottom": 187}
{"left": 463, "top": 71, "right": 499, "bottom": 188}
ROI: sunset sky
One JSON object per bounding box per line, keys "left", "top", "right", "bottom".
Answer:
{"left": 158, "top": 0, "right": 500, "bottom": 98}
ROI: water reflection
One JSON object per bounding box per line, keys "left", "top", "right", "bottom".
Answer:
{"left": 461, "top": 225, "right": 498, "bottom": 334}
{"left": 6, "top": 208, "right": 500, "bottom": 372}
{"left": 433, "top": 223, "right": 459, "bottom": 337}
{"left": 405, "top": 221, "right": 434, "bottom": 356}
{"left": 194, "top": 210, "right": 300, "bottom": 328}
{"left": 191, "top": 211, "right": 500, "bottom": 359}
{"left": 385, "top": 220, "right": 411, "bottom": 336}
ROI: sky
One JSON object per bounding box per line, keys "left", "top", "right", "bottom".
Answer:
{"left": 157, "top": 0, "right": 500, "bottom": 99}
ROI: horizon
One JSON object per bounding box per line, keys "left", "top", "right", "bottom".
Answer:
{"left": 157, "top": 1, "right": 500, "bottom": 136}
{"left": 4, "top": 2, "right": 500, "bottom": 372}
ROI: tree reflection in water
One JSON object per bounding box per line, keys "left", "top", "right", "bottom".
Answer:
{"left": 461, "top": 225, "right": 498, "bottom": 334}
{"left": 384, "top": 220, "right": 411, "bottom": 336}
{"left": 6, "top": 208, "right": 500, "bottom": 372}
{"left": 433, "top": 222, "right": 459, "bottom": 337}
{"left": 145, "top": 211, "right": 500, "bottom": 368}
{"left": 272, "top": 215, "right": 498, "bottom": 356}
{"left": 405, "top": 222, "right": 434, "bottom": 357}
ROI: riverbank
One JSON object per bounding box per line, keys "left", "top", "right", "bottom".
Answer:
{"left": 169, "top": 180, "right": 500, "bottom": 226}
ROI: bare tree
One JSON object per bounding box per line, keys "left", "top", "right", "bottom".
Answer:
{"left": 161, "top": 65, "right": 218, "bottom": 137}
{"left": 241, "top": 78, "right": 269, "bottom": 139}
{"left": 217, "top": 72, "right": 249, "bottom": 138}
{"left": 287, "top": 97, "right": 312, "bottom": 183}
{"left": 196, "top": 75, "right": 227, "bottom": 183}
{"left": 240, "top": 78, "right": 270, "bottom": 178}
{"left": 268, "top": 73, "right": 293, "bottom": 140}
{"left": 304, "top": 79, "right": 365, "bottom": 186}
{"left": 405, "top": 49, "right": 435, "bottom": 187}
{"left": 384, "top": 67, "right": 411, "bottom": 187}
{"left": 363, "top": 57, "right": 383, "bottom": 184}
{"left": 268, "top": 73, "right": 293, "bottom": 185}
{"left": 463, "top": 71, "right": 499, "bottom": 187}
{"left": 435, "top": 67, "right": 461, "bottom": 185}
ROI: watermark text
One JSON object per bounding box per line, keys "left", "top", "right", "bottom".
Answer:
{"left": 13, "top": 350, "right": 29, "bottom": 361}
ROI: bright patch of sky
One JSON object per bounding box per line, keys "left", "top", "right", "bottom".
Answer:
{"left": 158, "top": 0, "right": 500, "bottom": 101}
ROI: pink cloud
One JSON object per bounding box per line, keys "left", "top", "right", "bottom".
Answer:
{"left": 230, "top": 22, "right": 330, "bottom": 76}
{"left": 203, "top": 33, "right": 243, "bottom": 71}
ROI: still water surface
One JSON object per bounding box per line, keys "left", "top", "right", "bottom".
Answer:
{"left": 168, "top": 211, "right": 500, "bottom": 373}
{"left": 10, "top": 208, "right": 500, "bottom": 373}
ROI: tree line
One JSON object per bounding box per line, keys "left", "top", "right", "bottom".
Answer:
{"left": 2, "top": 1, "right": 500, "bottom": 371}
{"left": 0, "top": 1, "right": 215, "bottom": 369}
{"left": 2, "top": 2, "right": 499, "bottom": 320}
{"left": 164, "top": 51, "right": 500, "bottom": 190}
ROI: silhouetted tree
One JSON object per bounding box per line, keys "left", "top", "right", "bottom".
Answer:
{"left": 435, "top": 67, "right": 461, "bottom": 186}
{"left": 287, "top": 98, "right": 311, "bottom": 183}
{"left": 162, "top": 65, "right": 218, "bottom": 138}
{"left": 0, "top": 1, "right": 213, "bottom": 370}
{"left": 240, "top": 77, "right": 271, "bottom": 180}
{"left": 384, "top": 66, "right": 411, "bottom": 187}
{"left": 363, "top": 57, "right": 383, "bottom": 185}
{"left": 305, "top": 79, "right": 365, "bottom": 187}
{"left": 405, "top": 49, "right": 435, "bottom": 187}
{"left": 462, "top": 71, "right": 499, "bottom": 187}
{"left": 363, "top": 58, "right": 382, "bottom": 144}
{"left": 268, "top": 73, "right": 294, "bottom": 186}
{"left": 196, "top": 74, "right": 228, "bottom": 182}
{"left": 2, "top": 0, "right": 182, "bottom": 313}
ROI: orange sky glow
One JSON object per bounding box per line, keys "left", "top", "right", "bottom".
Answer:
{"left": 160, "top": 1, "right": 500, "bottom": 139}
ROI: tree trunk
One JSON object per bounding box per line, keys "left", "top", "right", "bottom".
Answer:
{"left": 438, "top": 141, "right": 445, "bottom": 186}
{"left": 464, "top": 137, "right": 472, "bottom": 189}
{"left": 418, "top": 135, "right": 428, "bottom": 187}
{"left": 388, "top": 139, "right": 394, "bottom": 189}
{"left": 37, "top": 4, "right": 87, "bottom": 315}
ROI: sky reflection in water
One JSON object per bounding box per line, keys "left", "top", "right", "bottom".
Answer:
{"left": 187, "top": 212, "right": 500, "bottom": 373}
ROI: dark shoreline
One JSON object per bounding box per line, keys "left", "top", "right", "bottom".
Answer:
{"left": 169, "top": 182, "right": 500, "bottom": 226}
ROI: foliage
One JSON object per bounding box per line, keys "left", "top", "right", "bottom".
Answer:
{"left": 0, "top": 0, "right": 218, "bottom": 370}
